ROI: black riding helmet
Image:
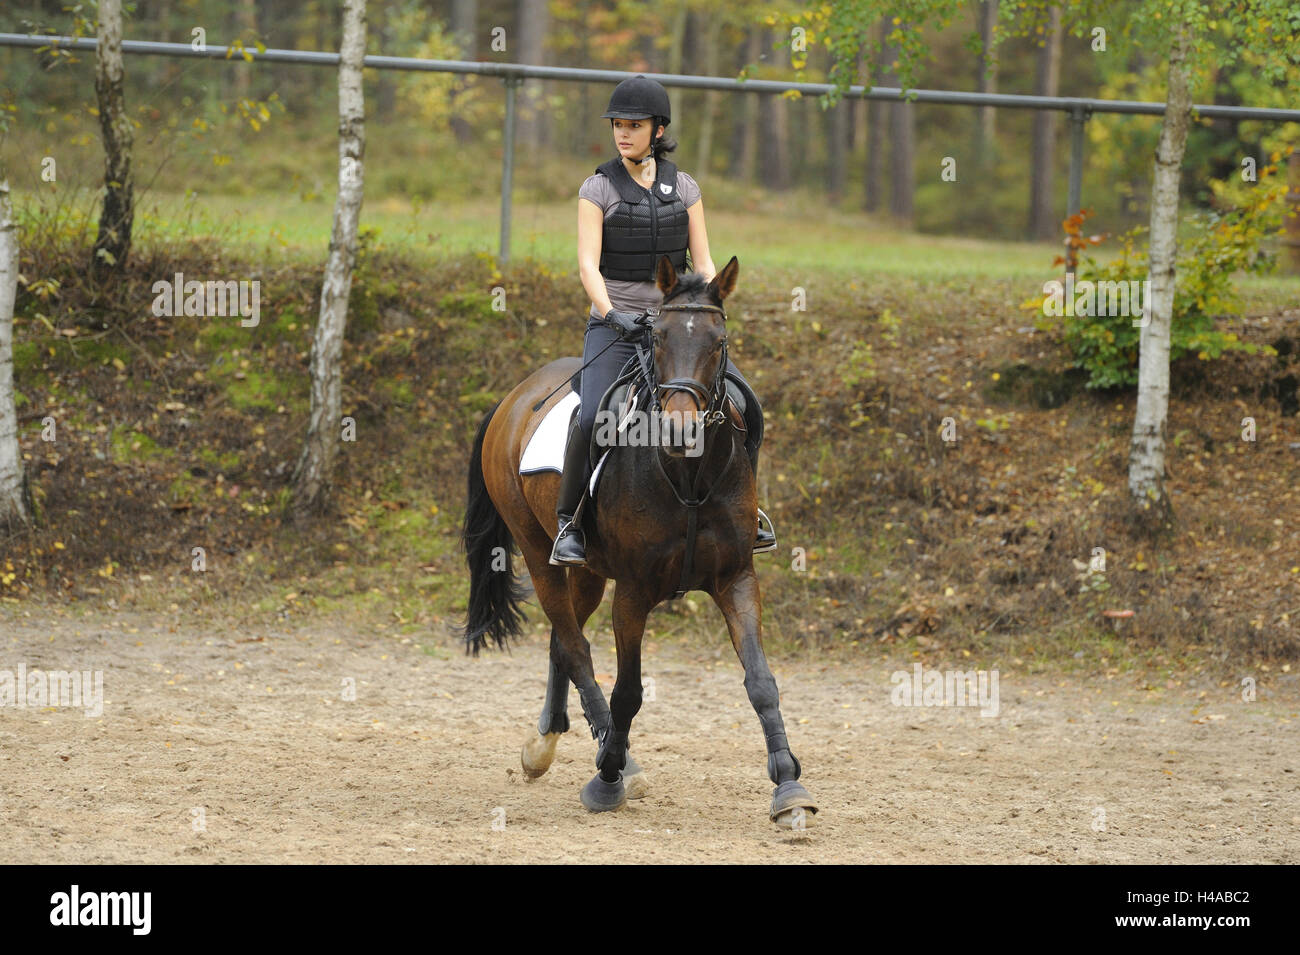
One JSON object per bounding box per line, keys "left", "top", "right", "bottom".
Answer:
{"left": 601, "top": 74, "right": 670, "bottom": 127}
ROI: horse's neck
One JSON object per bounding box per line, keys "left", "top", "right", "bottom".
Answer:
{"left": 651, "top": 421, "right": 742, "bottom": 500}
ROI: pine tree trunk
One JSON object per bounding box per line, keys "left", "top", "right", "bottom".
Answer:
{"left": 1028, "top": 6, "right": 1063, "bottom": 239}
{"left": 734, "top": 26, "right": 760, "bottom": 183}
{"left": 233, "top": 0, "right": 257, "bottom": 102}
{"left": 1128, "top": 24, "right": 1192, "bottom": 514}
{"left": 695, "top": 14, "right": 721, "bottom": 175}
{"left": 373, "top": 1, "right": 396, "bottom": 119}
{"left": 974, "top": 0, "right": 999, "bottom": 166}
{"left": 828, "top": 49, "right": 848, "bottom": 202}
{"left": 666, "top": 0, "right": 688, "bottom": 132}
{"left": 865, "top": 23, "right": 886, "bottom": 212}
{"left": 762, "top": 29, "right": 791, "bottom": 191}
{"left": 449, "top": 0, "right": 478, "bottom": 145}
{"left": 0, "top": 176, "right": 29, "bottom": 529}
{"left": 515, "top": 0, "right": 549, "bottom": 151}
{"left": 877, "top": 21, "right": 913, "bottom": 222}
{"left": 92, "top": 0, "right": 134, "bottom": 276}
{"left": 292, "top": 0, "right": 367, "bottom": 519}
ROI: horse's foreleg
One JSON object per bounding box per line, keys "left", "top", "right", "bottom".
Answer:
{"left": 581, "top": 584, "right": 650, "bottom": 812}
{"left": 712, "top": 568, "right": 818, "bottom": 829}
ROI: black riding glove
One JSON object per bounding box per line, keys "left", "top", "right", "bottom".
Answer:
{"left": 603, "top": 308, "right": 648, "bottom": 340}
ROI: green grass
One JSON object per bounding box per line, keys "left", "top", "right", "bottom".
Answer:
{"left": 67, "top": 186, "right": 1296, "bottom": 298}
{"left": 125, "top": 188, "right": 1065, "bottom": 279}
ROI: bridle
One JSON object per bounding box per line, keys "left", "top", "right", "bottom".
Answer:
{"left": 638, "top": 301, "right": 730, "bottom": 430}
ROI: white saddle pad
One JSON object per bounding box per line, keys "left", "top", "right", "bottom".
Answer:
{"left": 519, "top": 391, "right": 609, "bottom": 495}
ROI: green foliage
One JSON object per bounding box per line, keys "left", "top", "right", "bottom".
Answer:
{"left": 843, "top": 340, "right": 875, "bottom": 387}
{"left": 12, "top": 341, "right": 40, "bottom": 373}
{"left": 437, "top": 289, "right": 497, "bottom": 323}
{"left": 110, "top": 426, "right": 173, "bottom": 464}
{"left": 198, "top": 447, "right": 242, "bottom": 472}
{"left": 1044, "top": 169, "right": 1286, "bottom": 389}
{"left": 347, "top": 227, "right": 386, "bottom": 335}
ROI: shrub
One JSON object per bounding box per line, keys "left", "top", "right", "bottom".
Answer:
{"left": 1033, "top": 165, "right": 1287, "bottom": 389}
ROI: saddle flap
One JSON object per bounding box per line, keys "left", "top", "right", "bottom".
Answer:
{"left": 724, "top": 377, "right": 746, "bottom": 416}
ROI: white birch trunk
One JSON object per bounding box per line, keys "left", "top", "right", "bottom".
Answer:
{"left": 1128, "top": 25, "right": 1192, "bottom": 512}
{"left": 0, "top": 176, "right": 29, "bottom": 527}
{"left": 93, "top": 0, "right": 134, "bottom": 273}
{"left": 291, "top": 0, "right": 367, "bottom": 517}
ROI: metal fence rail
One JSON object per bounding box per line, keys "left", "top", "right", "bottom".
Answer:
{"left": 4, "top": 32, "right": 1299, "bottom": 261}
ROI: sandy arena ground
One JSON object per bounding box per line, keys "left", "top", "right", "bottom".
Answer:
{"left": 1, "top": 608, "right": 1296, "bottom": 863}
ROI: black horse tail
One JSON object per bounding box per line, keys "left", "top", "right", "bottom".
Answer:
{"left": 458, "top": 399, "right": 528, "bottom": 656}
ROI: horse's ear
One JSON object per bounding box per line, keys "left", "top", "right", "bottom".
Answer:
{"left": 655, "top": 255, "right": 678, "bottom": 296}
{"left": 708, "top": 256, "right": 739, "bottom": 302}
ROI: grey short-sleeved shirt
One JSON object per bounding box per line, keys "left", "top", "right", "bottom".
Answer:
{"left": 580, "top": 167, "right": 702, "bottom": 320}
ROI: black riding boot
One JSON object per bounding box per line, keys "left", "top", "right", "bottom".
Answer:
{"left": 550, "top": 416, "right": 591, "bottom": 566}
{"left": 745, "top": 401, "right": 777, "bottom": 554}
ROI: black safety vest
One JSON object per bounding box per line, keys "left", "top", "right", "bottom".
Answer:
{"left": 594, "top": 156, "right": 691, "bottom": 282}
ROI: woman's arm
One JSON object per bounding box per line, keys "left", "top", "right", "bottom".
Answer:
{"left": 687, "top": 200, "right": 716, "bottom": 282}
{"left": 578, "top": 197, "right": 614, "bottom": 317}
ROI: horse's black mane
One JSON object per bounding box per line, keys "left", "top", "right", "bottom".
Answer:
{"left": 662, "top": 270, "right": 716, "bottom": 305}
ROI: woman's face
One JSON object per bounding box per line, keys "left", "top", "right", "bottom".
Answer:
{"left": 612, "top": 117, "right": 663, "bottom": 159}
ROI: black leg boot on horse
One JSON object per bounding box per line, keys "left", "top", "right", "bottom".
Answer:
{"left": 550, "top": 414, "right": 592, "bottom": 566}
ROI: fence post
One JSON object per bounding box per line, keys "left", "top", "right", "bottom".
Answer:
{"left": 499, "top": 74, "right": 520, "bottom": 264}
{"left": 1067, "top": 105, "right": 1089, "bottom": 219}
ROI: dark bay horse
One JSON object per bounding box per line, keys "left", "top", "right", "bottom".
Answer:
{"left": 459, "top": 254, "right": 817, "bottom": 827}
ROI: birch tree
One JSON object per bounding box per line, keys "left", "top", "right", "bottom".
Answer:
{"left": 1126, "top": 2, "right": 1297, "bottom": 511}
{"left": 92, "top": 0, "right": 134, "bottom": 275}
{"left": 292, "top": 0, "right": 367, "bottom": 518}
{"left": 0, "top": 175, "right": 28, "bottom": 528}
{"left": 1127, "top": 21, "right": 1192, "bottom": 512}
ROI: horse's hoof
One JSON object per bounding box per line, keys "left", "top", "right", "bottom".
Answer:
{"left": 770, "top": 780, "right": 818, "bottom": 829}
{"left": 581, "top": 772, "right": 627, "bottom": 812}
{"left": 521, "top": 732, "right": 561, "bottom": 779}
{"left": 622, "top": 752, "right": 649, "bottom": 799}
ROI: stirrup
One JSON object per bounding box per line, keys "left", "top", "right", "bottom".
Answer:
{"left": 754, "top": 507, "right": 778, "bottom": 554}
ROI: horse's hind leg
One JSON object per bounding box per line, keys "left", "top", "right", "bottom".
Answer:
{"left": 514, "top": 541, "right": 613, "bottom": 784}
{"left": 521, "top": 627, "right": 573, "bottom": 778}
{"left": 521, "top": 567, "right": 608, "bottom": 779}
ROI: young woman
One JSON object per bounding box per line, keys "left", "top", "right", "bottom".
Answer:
{"left": 550, "top": 74, "right": 776, "bottom": 566}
